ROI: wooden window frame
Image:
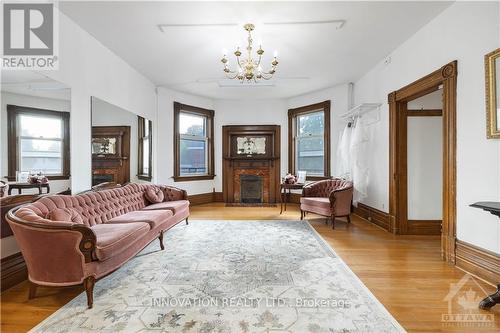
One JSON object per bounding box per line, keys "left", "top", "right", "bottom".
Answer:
{"left": 288, "top": 100, "right": 331, "bottom": 181}
{"left": 7, "top": 105, "right": 70, "bottom": 181}
{"left": 173, "top": 102, "right": 215, "bottom": 182}
{"left": 137, "top": 116, "right": 152, "bottom": 181}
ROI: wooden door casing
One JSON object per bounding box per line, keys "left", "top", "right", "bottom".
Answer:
{"left": 388, "top": 61, "right": 457, "bottom": 263}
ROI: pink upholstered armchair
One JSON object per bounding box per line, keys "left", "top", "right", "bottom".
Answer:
{"left": 300, "top": 178, "right": 353, "bottom": 229}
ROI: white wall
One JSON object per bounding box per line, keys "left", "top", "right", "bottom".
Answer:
{"left": 353, "top": 2, "right": 500, "bottom": 253}
{"left": 288, "top": 84, "right": 351, "bottom": 177}
{"left": 407, "top": 117, "right": 443, "bottom": 220}
{"left": 156, "top": 86, "right": 350, "bottom": 195}
{"left": 408, "top": 89, "right": 443, "bottom": 110}
{"left": 215, "top": 96, "right": 361, "bottom": 200}
{"left": 91, "top": 97, "right": 139, "bottom": 182}
{"left": 213, "top": 99, "right": 288, "bottom": 192}
{"left": 43, "top": 9, "right": 157, "bottom": 193}
{"left": 0, "top": 92, "right": 72, "bottom": 259}
{"left": 407, "top": 90, "right": 443, "bottom": 220}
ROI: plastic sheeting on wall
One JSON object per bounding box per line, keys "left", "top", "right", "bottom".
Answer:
{"left": 336, "top": 117, "right": 371, "bottom": 204}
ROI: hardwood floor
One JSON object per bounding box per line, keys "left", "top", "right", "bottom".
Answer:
{"left": 2, "top": 203, "right": 499, "bottom": 332}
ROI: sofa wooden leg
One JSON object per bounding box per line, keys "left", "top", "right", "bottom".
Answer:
{"left": 28, "top": 282, "right": 37, "bottom": 300}
{"left": 331, "top": 215, "right": 336, "bottom": 229}
{"left": 300, "top": 210, "right": 304, "bottom": 220}
{"left": 83, "top": 276, "right": 96, "bottom": 309}
{"left": 185, "top": 217, "right": 189, "bottom": 225}
{"left": 158, "top": 230, "right": 165, "bottom": 250}
{"left": 347, "top": 215, "right": 351, "bottom": 224}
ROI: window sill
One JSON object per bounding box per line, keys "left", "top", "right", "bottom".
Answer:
{"left": 5, "top": 175, "right": 70, "bottom": 182}
{"left": 137, "top": 175, "right": 152, "bottom": 181}
{"left": 173, "top": 175, "right": 215, "bottom": 182}
{"left": 306, "top": 176, "right": 331, "bottom": 181}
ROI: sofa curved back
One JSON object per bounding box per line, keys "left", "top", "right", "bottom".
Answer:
{"left": 14, "top": 183, "right": 151, "bottom": 227}
{"left": 303, "top": 178, "right": 353, "bottom": 198}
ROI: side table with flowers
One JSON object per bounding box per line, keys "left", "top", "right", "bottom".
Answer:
{"left": 8, "top": 172, "right": 50, "bottom": 195}
{"left": 280, "top": 173, "right": 305, "bottom": 214}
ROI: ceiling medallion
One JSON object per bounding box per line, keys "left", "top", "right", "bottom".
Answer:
{"left": 221, "top": 23, "right": 278, "bottom": 82}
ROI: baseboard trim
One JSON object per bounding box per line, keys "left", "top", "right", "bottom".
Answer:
{"left": 407, "top": 220, "right": 442, "bottom": 235}
{"left": 353, "top": 202, "right": 391, "bottom": 231}
{"left": 214, "top": 192, "right": 224, "bottom": 202}
{"left": 189, "top": 192, "right": 224, "bottom": 206}
{"left": 455, "top": 240, "right": 500, "bottom": 287}
{"left": 1, "top": 252, "right": 27, "bottom": 292}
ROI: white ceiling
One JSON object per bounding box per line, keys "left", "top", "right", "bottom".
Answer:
{"left": 59, "top": 1, "right": 452, "bottom": 100}
{"left": 1, "top": 71, "right": 71, "bottom": 100}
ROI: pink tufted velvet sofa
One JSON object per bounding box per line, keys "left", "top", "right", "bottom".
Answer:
{"left": 300, "top": 178, "right": 353, "bottom": 229}
{"left": 6, "top": 183, "right": 189, "bottom": 308}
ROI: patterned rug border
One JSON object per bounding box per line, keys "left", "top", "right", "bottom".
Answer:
{"left": 28, "top": 219, "right": 406, "bottom": 333}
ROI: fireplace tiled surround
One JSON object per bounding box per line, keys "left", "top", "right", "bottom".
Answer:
{"left": 233, "top": 167, "right": 270, "bottom": 203}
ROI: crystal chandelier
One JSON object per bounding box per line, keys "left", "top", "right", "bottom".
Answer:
{"left": 221, "top": 23, "right": 278, "bottom": 82}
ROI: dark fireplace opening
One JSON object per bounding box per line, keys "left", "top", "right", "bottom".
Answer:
{"left": 92, "top": 174, "right": 114, "bottom": 186}
{"left": 240, "top": 174, "right": 263, "bottom": 203}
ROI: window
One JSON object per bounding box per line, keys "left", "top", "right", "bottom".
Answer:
{"left": 173, "top": 102, "right": 214, "bottom": 181}
{"left": 7, "top": 105, "right": 70, "bottom": 180}
{"left": 288, "top": 101, "right": 330, "bottom": 179}
{"left": 138, "top": 116, "right": 152, "bottom": 181}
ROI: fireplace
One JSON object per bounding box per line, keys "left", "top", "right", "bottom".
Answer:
{"left": 92, "top": 173, "right": 114, "bottom": 186}
{"left": 222, "top": 125, "right": 280, "bottom": 203}
{"left": 240, "top": 175, "right": 263, "bottom": 203}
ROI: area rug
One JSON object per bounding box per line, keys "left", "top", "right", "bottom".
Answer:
{"left": 30, "top": 220, "right": 405, "bottom": 332}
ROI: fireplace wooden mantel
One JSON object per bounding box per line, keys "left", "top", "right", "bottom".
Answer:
{"left": 222, "top": 125, "right": 281, "bottom": 203}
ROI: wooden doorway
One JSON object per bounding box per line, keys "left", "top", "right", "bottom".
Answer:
{"left": 388, "top": 61, "right": 457, "bottom": 263}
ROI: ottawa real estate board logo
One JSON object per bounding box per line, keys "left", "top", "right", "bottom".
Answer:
{"left": 2, "top": 2, "right": 58, "bottom": 69}
{"left": 442, "top": 274, "right": 495, "bottom": 328}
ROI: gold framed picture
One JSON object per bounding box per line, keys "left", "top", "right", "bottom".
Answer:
{"left": 485, "top": 48, "right": 500, "bottom": 138}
